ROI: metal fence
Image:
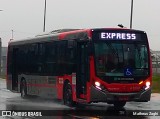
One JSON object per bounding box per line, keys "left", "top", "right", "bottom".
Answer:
{"left": 152, "top": 60, "right": 160, "bottom": 75}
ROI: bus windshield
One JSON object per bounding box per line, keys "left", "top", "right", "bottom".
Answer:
{"left": 94, "top": 41, "right": 149, "bottom": 77}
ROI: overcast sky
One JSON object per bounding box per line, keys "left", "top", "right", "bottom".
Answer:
{"left": 0, "top": 0, "right": 160, "bottom": 50}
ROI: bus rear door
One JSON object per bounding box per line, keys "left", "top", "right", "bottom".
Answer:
{"left": 76, "top": 41, "right": 89, "bottom": 99}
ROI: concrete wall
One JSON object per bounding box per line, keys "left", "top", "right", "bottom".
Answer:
{"left": 1, "top": 47, "right": 7, "bottom": 76}
{"left": 1, "top": 56, "right": 6, "bottom": 75}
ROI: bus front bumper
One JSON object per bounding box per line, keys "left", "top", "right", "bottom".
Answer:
{"left": 90, "top": 85, "right": 151, "bottom": 103}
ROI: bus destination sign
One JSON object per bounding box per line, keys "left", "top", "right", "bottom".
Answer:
{"left": 91, "top": 30, "right": 146, "bottom": 41}
{"left": 100, "top": 32, "right": 136, "bottom": 40}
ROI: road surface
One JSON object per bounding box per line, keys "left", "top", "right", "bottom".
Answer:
{"left": 0, "top": 79, "right": 160, "bottom": 119}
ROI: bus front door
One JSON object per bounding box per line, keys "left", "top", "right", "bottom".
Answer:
{"left": 76, "top": 42, "right": 89, "bottom": 99}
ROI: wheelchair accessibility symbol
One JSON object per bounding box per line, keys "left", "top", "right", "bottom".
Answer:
{"left": 124, "top": 68, "right": 133, "bottom": 76}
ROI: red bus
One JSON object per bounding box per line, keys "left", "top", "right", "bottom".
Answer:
{"left": 7, "top": 28, "right": 152, "bottom": 108}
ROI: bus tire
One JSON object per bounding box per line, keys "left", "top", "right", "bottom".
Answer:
{"left": 63, "top": 82, "right": 75, "bottom": 107}
{"left": 113, "top": 101, "right": 126, "bottom": 109}
{"left": 20, "top": 80, "right": 28, "bottom": 99}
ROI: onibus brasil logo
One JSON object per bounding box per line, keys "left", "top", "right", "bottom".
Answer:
{"left": 1, "top": 111, "right": 42, "bottom": 117}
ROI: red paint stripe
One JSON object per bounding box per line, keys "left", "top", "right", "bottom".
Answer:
{"left": 58, "top": 29, "right": 89, "bottom": 40}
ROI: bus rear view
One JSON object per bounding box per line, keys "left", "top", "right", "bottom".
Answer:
{"left": 90, "top": 29, "right": 152, "bottom": 108}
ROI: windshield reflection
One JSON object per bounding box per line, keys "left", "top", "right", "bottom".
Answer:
{"left": 94, "top": 41, "right": 149, "bottom": 77}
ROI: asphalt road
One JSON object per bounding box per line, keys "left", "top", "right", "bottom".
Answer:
{"left": 0, "top": 79, "right": 160, "bottom": 119}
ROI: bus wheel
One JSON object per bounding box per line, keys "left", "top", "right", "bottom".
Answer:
{"left": 21, "top": 80, "right": 28, "bottom": 99}
{"left": 63, "top": 83, "right": 74, "bottom": 107}
{"left": 113, "top": 101, "right": 126, "bottom": 108}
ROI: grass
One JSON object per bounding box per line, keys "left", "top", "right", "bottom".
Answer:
{"left": 0, "top": 75, "right": 6, "bottom": 79}
{"left": 152, "top": 74, "right": 160, "bottom": 93}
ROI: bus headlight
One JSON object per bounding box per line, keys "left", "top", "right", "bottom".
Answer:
{"left": 94, "top": 81, "right": 105, "bottom": 91}
{"left": 95, "top": 81, "right": 100, "bottom": 87}
{"left": 145, "top": 81, "right": 150, "bottom": 90}
{"left": 95, "top": 81, "right": 102, "bottom": 90}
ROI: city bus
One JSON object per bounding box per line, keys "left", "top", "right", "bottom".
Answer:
{"left": 6, "top": 28, "right": 152, "bottom": 108}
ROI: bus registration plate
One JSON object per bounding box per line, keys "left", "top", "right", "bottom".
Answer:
{"left": 118, "top": 96, "right": 129, "bottom": 101}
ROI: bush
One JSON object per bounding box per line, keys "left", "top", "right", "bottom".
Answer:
{"left": 152, "top": 74, "right": 160, "bottom": 93}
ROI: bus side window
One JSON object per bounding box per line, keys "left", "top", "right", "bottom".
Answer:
{"left": 26, "top": 44, "right": 38, "bottom": 74}
{"left": 37, "top": 43, "right": 45, "bottom": 74}
{"left": 44, "top": 41, "right": 57, "bottom": 76}
{"left": 67, "top": 40, "right": 76, "bottom": 74}
{"left": 57, "top": 41, "right": 67, "bottom": 75}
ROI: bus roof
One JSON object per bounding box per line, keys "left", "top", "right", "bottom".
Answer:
{"left": 8, "top": 28, "right": 146, "bottom": 46}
